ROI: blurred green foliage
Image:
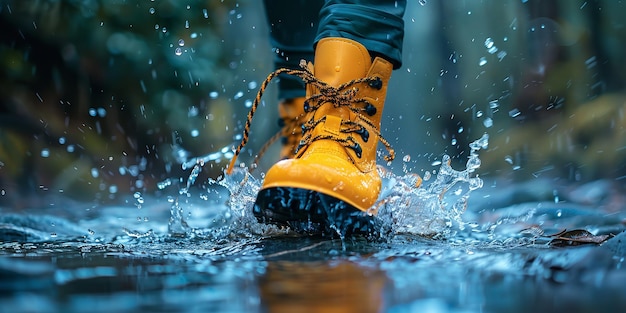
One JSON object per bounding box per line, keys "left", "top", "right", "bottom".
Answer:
{"left": 0, "top": 0, "right": 241, "bottom": 205}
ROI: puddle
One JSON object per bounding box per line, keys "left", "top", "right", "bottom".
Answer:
{"left": 2, "top": 135, "right": 626, "bottom": 313}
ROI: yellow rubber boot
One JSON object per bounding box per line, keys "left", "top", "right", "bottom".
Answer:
{"left": 253, "top": 38, "right": 394, "bottom": 237}
{"left": 277, "top": 97, "right": 306, "bottom": 160}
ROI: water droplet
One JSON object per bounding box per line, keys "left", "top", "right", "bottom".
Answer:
{"left": 175, "top": 47, "right": 182, "bottom": 56}
{"left": 585, "top": 56, "right": 597, "bottom": 69}
{"left": 554, "top": 190, "right": 560, "bottom": 204}
{"left": 209, "top": 91, "right": 219, "bottom": 99}
{"left": 190, "top": 129, "right": 199, "bottom": 137}
{"left": 504, "top": 155, "right": 513, "bottom": 164}
{"left": 479, "top": 57, "right": 487, "bottom": 66}
{"left": 483, "top": 117, "right": 493, "bottom": 128}
{"left": 41, "top": 149, "right": 50, "bottom": 158}
{"left": 157, "top": 178, "right": 172, "bottom": 190}
{"left": 91, "top": 168, "right": 99, "bottom": 178}
{"left": 234, "top": 91, "right": 244, "bottom": 100}
{"left": 484, "top": 37, "right": 494, "bottom": 49}
{"left": 497, "top": 51, "right": 507, "bottom": 61}
{"left": 178, "top": 39, "right": 185, "bottom": 47}
{"left": 402, "top": 155, "right": 411, "bottom": 162}
{"left": 419, "top": 0, "right": 427, "bottom": 5}
{"left": 508, "top": 108, "right": 521, "bottom": 118}
{"left": 188, "top": 106, "right": 199, "bottom": 117}
{"left": 476, "top": 110, "right": 483, "bottom": 118}
{"left": 149, "top": 7, "right": 155, "bottom": 14}
{"left": 248, "top": 81, "right": 258, "bottom": 90}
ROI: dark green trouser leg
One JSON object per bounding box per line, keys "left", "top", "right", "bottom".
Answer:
{"left": 262, "top": 0, "right": 323, "bottom": 100}
{"left": 263, "top": 0, "right": 406, "bottom": 99}
{"left": 316, "top": 0, "right": 406, "bottom": 69}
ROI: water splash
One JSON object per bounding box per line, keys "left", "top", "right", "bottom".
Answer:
{"left": 158, "top": 156, "right": 287, "bottom": 240}
{"left": 168, "top": 196, "right": 190, "bottom": 237}
{"left": 376, "top": 133, "right": 488, "bottom": 237}
{"left": 180, "top": 145, "right": 233, "bottom": 170}
{"left": 206, "top": 168, "right": 289, "bottom": 238}
{"left": 170, "top": 134, "right": 489, "bottom": 240}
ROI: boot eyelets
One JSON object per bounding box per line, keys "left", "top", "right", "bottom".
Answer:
{"left": 354, "top": 126, "right": 369, "bottom": 142}
{"left": 368, "top": 77, "right": 383, "bottom": 90}
{"left": 364, "top": 103, "right": 377, "bottom": 116}
{"left": 350, "top": 143, "right": 362, "bottom": 158}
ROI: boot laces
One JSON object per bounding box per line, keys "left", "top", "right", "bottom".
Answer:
{"left": 226, "top": 60, "right": 395, "bottom": 175}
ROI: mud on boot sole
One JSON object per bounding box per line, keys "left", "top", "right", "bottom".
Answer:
{"left": 253, "top": 187, "right": 382, "bottom": 239}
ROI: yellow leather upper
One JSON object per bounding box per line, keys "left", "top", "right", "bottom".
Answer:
{"left": 261, "top": 38, "right": 393, "bottom": 212}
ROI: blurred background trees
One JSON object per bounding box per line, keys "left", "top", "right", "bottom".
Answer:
{"left": 0, "top": 0, "right": 624, "bottom": 207}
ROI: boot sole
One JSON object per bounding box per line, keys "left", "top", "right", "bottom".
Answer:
{"left": 253, "top": 187, "right": 381, "bottom": 238}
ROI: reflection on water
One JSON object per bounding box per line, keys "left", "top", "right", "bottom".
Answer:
{"left": 260, "top": 260, "right": 387, "bottom": 313}
{"left": 0, "top": 248, "right": 263, "bottom": 313}
{"left": 2, "top": 231, "right": 626, "bottom": 312}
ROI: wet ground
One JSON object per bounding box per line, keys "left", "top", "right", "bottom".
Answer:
{"left": 2, "top": 169, "right": 626, "bottom": 313}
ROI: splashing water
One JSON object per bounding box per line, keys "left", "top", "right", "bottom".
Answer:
{"left": 164, "top": 134, "right": 489, "bottom": 240}
{"left": 375, "top": 133, "right": 488, "bottom": 237}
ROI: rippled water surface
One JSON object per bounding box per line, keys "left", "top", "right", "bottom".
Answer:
{"left": 2, "top": 139, "right": 626, "bottom": 313}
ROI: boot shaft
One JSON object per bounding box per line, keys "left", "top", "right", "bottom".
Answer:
{"left": 298, "top": 38, "right": 393, "bottom": 172}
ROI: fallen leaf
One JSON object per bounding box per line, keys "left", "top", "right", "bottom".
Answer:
{"left": 548, "top": 229, "right": 611, "bottom": 247}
